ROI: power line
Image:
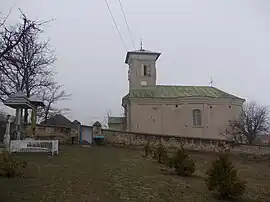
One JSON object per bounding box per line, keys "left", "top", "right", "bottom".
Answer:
{"left": 104, "top": 0, "right": 127, "bottom": 51}
{"left": 126, "top": 11, "right": 189, "bottom": 15}
{"left": 118, "top": 0, "right": 136, "bottom": 50}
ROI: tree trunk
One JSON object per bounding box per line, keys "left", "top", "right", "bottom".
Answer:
{"left": 247, "top": 138, "right": 253, "bottom": 144}
{"left": 24, "top": 87, "right": 30, "bottom": 123}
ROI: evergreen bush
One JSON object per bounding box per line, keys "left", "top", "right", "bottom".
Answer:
{"left": 144, "top": 142, "right": 151, "bottom": 157}
{"left": 206, "top": 153, "right": 246, "bottom": 200}
{"left": 155, "top": 144, "right": 168, "bottom": 163}
{"left": 169, "top": 148, "right": 195, "bottom": 176}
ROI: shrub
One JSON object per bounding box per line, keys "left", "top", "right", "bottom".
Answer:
{"left": 144, "top": 142, "right": 151, "bottom": 157}
{"left": 0, "top": 151, "right": 27, "bottom": 178}
{"left": 169, "top": 148, "right": 195, "bottom": 176}
{"left": 152, "top": 147, "right": 157, "bottom": 159}
{"left": 155, "top": 144, "right": 168, "bottom": 163}
{"left": 206, "top": 153, "right": 246, "bottom": 200}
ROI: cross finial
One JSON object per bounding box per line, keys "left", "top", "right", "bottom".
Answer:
{"left": 140, "top": 37, "right": 143, "bottom": 50}
{"left": 209, "top": 77, "right": 214, "bottom": 87}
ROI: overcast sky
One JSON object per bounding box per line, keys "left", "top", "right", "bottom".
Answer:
{"left": 1, "top": 0, "right": 270, "bottom": 125}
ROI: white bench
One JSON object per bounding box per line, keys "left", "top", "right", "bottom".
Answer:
{"left": 9, "top": 140, "right": 59, "bottom": 156}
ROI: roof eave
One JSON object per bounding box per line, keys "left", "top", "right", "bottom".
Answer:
{"left": 122, "top": 94, "right": 130, "bottom": 106}
{"left": 4, "top": 102, "right": 34, "bottom": 109}
{"left": 125, "top": 51, "right": 161, "bottom": 64}
{"left": 30, "top": 101, "right": 45, "bottom": 107}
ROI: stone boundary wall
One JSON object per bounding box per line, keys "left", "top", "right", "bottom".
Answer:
{"left": 1, "top": 121, "right": 79, "bottom": 144}
{"left": 24, "top": 124, "right": 78, "bottom": 144}
{"left": 102, "top": 128, "right": 270, "bottom": 155}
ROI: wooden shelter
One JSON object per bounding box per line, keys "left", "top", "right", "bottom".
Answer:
{"left": 4, "top": 92, "right": 44, "bottom": 138}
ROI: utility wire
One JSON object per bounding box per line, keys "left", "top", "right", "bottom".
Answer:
{"left": 126, "top": 11, "right": 189, "bottom": 15}
{"left": 104, "top": 0, "right": 127, "bottom": 51}
{"left": 118, "top": 0, "right": 136, "bottom": 50}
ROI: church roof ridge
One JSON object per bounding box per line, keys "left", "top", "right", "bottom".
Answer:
{"left": 157, "top": 84, "right": 213, "bottom": 87}
{"left": 123, "top": 85, "right": 245, "bottom": 101}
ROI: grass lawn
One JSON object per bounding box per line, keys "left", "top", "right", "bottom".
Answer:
{"left": 0, "top": 145, "right": 270, "bottom": 202}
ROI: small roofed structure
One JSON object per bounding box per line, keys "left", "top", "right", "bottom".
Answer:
{"left": 3, "top": 92, "right": 34, "bottom": 140}
{"left": 4, "top": 92, "right": 34, "bottom": 109}
{"left": 93, "top": 121, "right": 102, "bottom": 127}
{"left": 92, "top": 121, "right": 103, "bottom": 145}
{"left": 29, "top": 95, "right": 45, "bottom": 107}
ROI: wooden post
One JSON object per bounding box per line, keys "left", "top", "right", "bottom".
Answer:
{"left": 31, "top": 106, "right": 37, "bottom": 136}
{"left": 16, "top": 108, "right": 22, "bottom": 140}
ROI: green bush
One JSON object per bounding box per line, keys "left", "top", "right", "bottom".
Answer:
{"left": 154, "top": 144, "right": 168, "bottom": 164}
{"left": 206, "top": 153, "right": 246, "bottom": 200}
{"left": 169, "top": 148, "right": 195, "bottom": 176}
{"left": 0, "top": 151, "right": 27, "bottom": 178}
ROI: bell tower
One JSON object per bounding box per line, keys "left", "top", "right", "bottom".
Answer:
{"left": 125, "top": 45, "right": 161, "bottom": 91}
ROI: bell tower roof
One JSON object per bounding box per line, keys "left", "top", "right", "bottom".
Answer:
{"left": 125, "top": 49, "right": 161, "bottom": 64}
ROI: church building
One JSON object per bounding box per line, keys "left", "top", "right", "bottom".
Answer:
{"left": 109, "top": 47, "right": 245, "bottom": 140}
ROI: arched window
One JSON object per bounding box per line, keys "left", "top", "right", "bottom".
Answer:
{"left": 193, "top": 109, "right": 202, "bottom": 126}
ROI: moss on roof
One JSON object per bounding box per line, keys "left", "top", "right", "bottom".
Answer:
{"left": 123, "top": 85, "right": 244, "bottom": 100}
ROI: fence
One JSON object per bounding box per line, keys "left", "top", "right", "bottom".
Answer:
{"left": 9, "top": 139, "right": 59, "bottom": 156}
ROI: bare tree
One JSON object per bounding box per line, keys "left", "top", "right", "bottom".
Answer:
{"left": 102, "top": 108, "right": 112, "bottom": 128}
{"left": 228, "top": 102, "right": 270, "bottom": 144}
{"left": 0, "top": 11, "right": 57, "bottom": 122}
{"left": 0, "top": 10, "right": 37, "bottom": 62}
{"left": 37, "top": 83, "right": 70, "bottom": 123}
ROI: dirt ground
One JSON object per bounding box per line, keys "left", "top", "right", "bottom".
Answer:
{"left": 0, "top": 145, "right": 269, "bottom": 202}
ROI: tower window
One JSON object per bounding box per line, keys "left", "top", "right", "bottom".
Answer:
{"left": 143, "top": 65, "right": 147, "bottom": 76}
{"left": 141, "top": 64, "right": 151, "bottom": 77}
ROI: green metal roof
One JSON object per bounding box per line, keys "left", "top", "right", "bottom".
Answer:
{"left": 123, "top": 85, "right": 244, "bottom": 100}
{"left": 108, "top": 117, "right": 125, "bottom": 124}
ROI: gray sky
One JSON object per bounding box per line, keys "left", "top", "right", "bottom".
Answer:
{"left": 1, "top": 0, "right": 270, "bottom": 125}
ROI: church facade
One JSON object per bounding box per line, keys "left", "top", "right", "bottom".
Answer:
{"left": 110, "top": 48, "right": 245, "bottom": 140}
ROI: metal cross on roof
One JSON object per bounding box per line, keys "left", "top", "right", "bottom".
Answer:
{"left": 140, "top": 37, "right": 143, "bottom": 50}
{"left": 209, "top": 77, "right": 214, "bottom": 87}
